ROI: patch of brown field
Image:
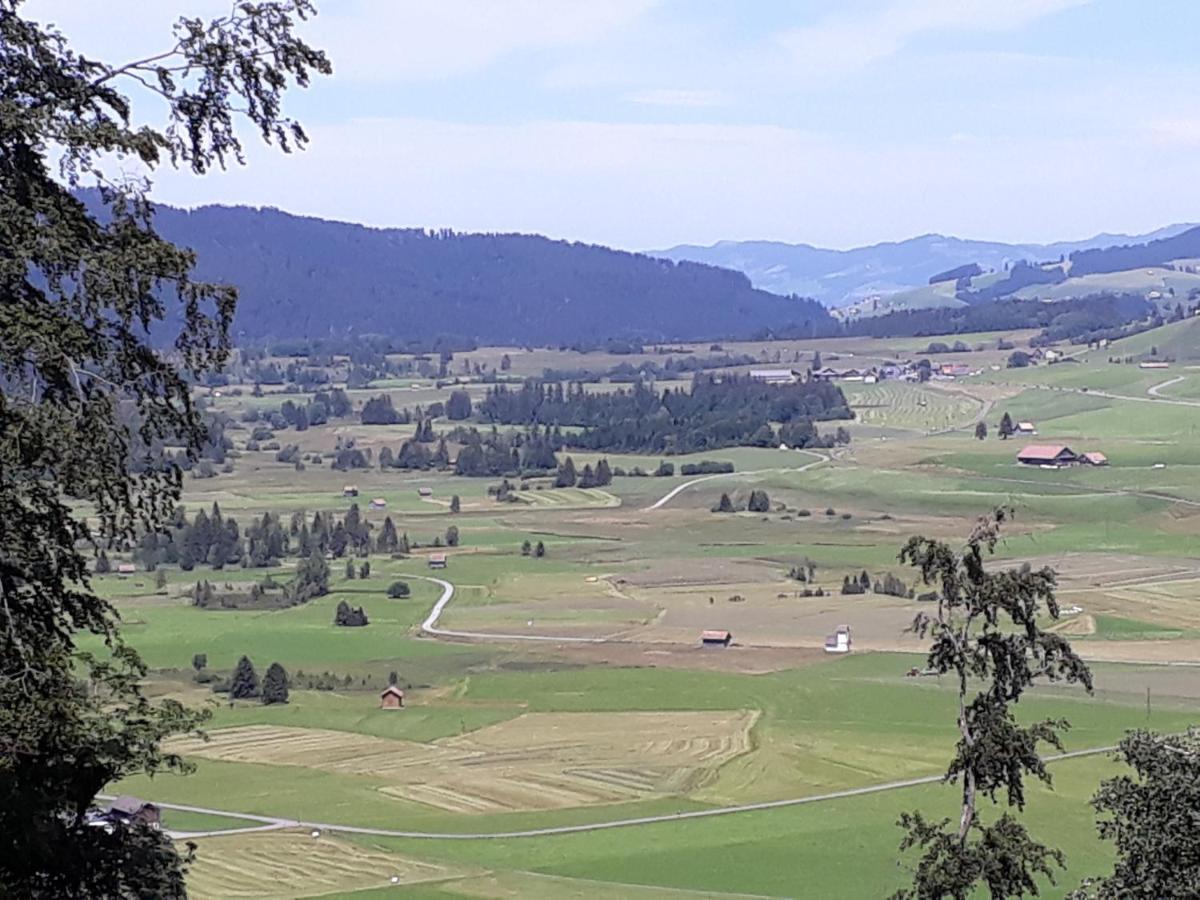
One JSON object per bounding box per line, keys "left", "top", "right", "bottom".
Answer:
{"left": 538, "top": 640, "right": 827, "bottom": 674}
{"left": 1073, "top": 640, "right": 1200, "bottom": 665}
{"left": 187, "top": 830, "right": 468, "bottom": 899}
{"left": 618, "top": 557, "right": 779, "bottom": 589}
{"left": 169, "top": 710, "right": 758, "bottom": 815}
{"left": 621, "top": 579, "right": 927, "bottom": 650}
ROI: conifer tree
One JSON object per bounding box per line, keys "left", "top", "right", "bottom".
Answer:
{"left": 260, "top": 663, "right": 290, "bottom": 705}
{"left": 999, "top": 412, "right": 1015, "bottom": 440}
{"left": 229, "top": 656, "right": 260, "bottom": 700}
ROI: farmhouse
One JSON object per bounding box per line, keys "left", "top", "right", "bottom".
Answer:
{"left": 342, "top": 485, "right": 359, "bottom": 497}
{"left": 369, "top": 497, "right": 387, "bottom": 509}
{"left": 1080, "top": 451, "right": 1109, "bottom": 466}
{"left": 379, "top": 685, "right": 405, "bottom": 709}
{"left": 417, "top": 487, "right": 433, "bottom": 498}
{"left": 116, "top": 563, "right": 137, "bottom": 576}
{"left": 700, "top": 630, "right": 732, "bottom": 647}
{"left": 824, "top": 625, "right": 852, "bottom": 654}
{"left": 97, "top": 796, "right": 161, "bottom": 830}
{"left": 749, "top": 369, "right": 799, "bottom": 384}
{"left": 427, "top": 552, "right": 447, "bottom": 569}
{"left": 1017, "top": 444, "right": 1077, "bottom": 467}
{"left": 1015, "top": 422, "right": 1038, "bottom": 435}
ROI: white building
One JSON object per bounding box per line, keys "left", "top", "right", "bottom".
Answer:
{"left": 824, "top": 624, "right": 852, "bottom": 654}
{"left": 749, "top": 369, "right": 799, "bottom": 384}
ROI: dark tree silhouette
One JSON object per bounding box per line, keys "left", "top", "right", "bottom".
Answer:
{"left": 260, "top": 662, "right": 290, "bottom": 705}
{"left": 0, "top": 2, "right": 327, "bottom": 895}
{"left": 892, "top": 510, "right": 1091, "bottom": 900}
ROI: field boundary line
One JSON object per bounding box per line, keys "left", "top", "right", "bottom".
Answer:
{"left": 143, "top": 744, "right": 1116, "bottom": 841}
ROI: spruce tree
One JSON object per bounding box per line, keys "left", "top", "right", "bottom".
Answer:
{"left": 229, "top": 656, "right": 260, "bottom": 700}
{"left": 450, "top": 495, "right": 461, "bottom": 513}
{"left": 999, "top": 412, "right": 1015, "bottom": 440}
{"left": 555, "top": 456, "right": 577, "bottom": 488}
{"left": 260, "top": 663, "right": 289, "bottom": 705}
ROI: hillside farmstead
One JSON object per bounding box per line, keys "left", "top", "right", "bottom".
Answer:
{"left": 701, "top": 630, "right": 733, "bottom": 647}
{"left": 1017, "top": 445, "right": 1077, "bottom": 467}
{"left": 90, "top": 796, "right": 161, "bottom": 830}
{"left": 427, "top": 552, "right": 447, "bottom": 569}
{"left": 1016, "top": 445, "right": 1109, "bottom": 467}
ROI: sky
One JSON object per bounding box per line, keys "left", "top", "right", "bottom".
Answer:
{"left": 25, "top": 0, "right": 1200, "bottom": 250}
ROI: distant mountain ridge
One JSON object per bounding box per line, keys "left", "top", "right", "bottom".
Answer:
{"left": 119, "top": 198, "right": 836, "bottom": 345}
{"left": 652, "top": 225, "right": 1197, "bottom": 308}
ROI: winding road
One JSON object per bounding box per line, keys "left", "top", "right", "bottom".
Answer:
{"left": 141, "top": 443, "right": 1143, "bottom": 844}
{"left": 418, "top": 576, "right": 604, "bottom": 643}
{"left": 643, "top": 451, "right": 828, "bottom": 511}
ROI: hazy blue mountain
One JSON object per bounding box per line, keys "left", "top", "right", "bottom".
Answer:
{"left": 113, "top": 198, "right": 836, "bottom": 345}
{"left": 652, "top": 224, "right": 1197, "bottom": 307}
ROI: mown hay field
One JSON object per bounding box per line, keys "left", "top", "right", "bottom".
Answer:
{"left": 187, "top": 831, "right": 467, "bottom": 899}
{"left": 842, "top": 382, "right": 982, "bottom": 431}
{"left": 169, "top": 710, "right": 758, "bottom": 815}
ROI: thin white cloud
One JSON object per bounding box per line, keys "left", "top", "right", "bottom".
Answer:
{"left": 1148, "top": 117, "right": 1200, "bottom": 146}
{"left": 315, "top": 0, "right": 660, "bottom": 81}
{"left": 776, "top": 0, "right": 1092, "bottom": 79}
{"left": 624, "top": 89, "right": 729, "bottom": 108}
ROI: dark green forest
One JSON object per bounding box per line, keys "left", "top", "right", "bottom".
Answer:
{"left": 92, "top": 194, "right": 835, "bottom": 345}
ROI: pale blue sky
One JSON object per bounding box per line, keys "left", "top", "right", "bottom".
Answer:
{"left": 30, "top": 0, "right": 1200, "bottom": 249}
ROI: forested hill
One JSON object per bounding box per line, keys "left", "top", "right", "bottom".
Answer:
{"left": 1068, "top": 225, "right": 1200, "bottom": 276}
{"left": 126, "top": 198, "right": 836, "bottom": 345}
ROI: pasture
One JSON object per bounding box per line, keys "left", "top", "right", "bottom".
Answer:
{"left": 95, "top": 326, "right": 1200, "bottom": 897}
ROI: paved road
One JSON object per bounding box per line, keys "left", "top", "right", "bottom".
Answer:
{"left": 1147, "top": 375, "right": 1188, "bottom": 399}
{"left": 417, "top": 575, "right": 605, "bottom": 643}
{"left": 147, "top": 744, "right": 1116, "bottom": 841}
{"left": 643, "top": 451, "right": 828, "bottom": 511}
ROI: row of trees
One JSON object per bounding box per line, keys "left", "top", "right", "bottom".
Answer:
{"left": 476, "top": 376, "right": 851, "bottom": 454}
{"left": 228, "top": 657, "right": 290, "bottom": 705}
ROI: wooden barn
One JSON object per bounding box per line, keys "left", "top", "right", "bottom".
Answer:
{"left": 379, "top": 685, "right": 404, "bottom": 709}
{"left": 342, "top": 485, "right": 359, "bottom": 497}
{"left": 417, "top": 487, "right": 433, "bottom": 498}
{"left": 1016, "top": 444, "right": 1077, "bottom": 467}
{"left": 427, "top": 552, "right": 447, "bottom": 570}
{"left": 1080, "top": 451, "right": 1109, "bottom": 466}
{"left": 701, "top": 630, "right": 732, "bottom": 647}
